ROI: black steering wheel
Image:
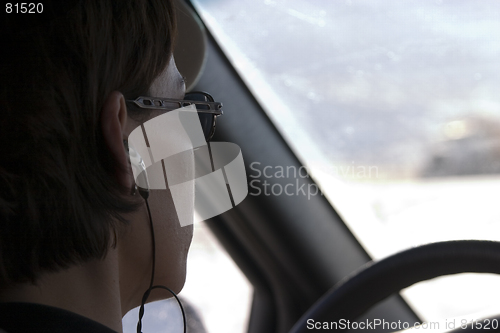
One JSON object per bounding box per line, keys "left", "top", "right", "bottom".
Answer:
{"left": 289, "top": 240, "right": 500, "bottom": 333}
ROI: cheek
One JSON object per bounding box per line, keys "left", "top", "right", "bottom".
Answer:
{"left": 148, "top": 188, "right": 194, "bottom": 292}
{"left": 118, "top": 150, "right": 195, "bottom": 307}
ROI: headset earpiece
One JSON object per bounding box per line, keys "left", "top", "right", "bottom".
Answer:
{"left": 124, "top": 140, "right": 150, "bottom": 200}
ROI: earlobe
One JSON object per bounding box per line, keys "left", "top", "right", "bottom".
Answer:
{"left": 101, "top": 91, "right": 132, "bottom": 190}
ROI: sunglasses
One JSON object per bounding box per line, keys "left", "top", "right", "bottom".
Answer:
{"left": 127, "top": 91, "right": 223, "bottom": 142}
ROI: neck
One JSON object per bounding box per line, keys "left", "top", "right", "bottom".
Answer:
{"left": 0, "top": 250, "right": 123, "bottom": 332}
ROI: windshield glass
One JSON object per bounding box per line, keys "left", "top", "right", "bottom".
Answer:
{"left": 192, "top": 0, "right": 500, "bottom": 323}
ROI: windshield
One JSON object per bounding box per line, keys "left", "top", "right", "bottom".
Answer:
{"left": 192, "top": 0, "right": 500, "bottom": 323}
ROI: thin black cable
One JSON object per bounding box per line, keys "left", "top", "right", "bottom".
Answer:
{"left": 146, "top": 199, "right": 156, "bottom": 289}
{"left": 136, "top": 198, "right": 187, "bottom": 333}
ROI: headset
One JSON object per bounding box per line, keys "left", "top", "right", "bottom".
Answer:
{"left": 125, "top": 141, "right": 187, "bottom": 333}
{"left": 127, "top": 143, "right": 150, "bottom": 200}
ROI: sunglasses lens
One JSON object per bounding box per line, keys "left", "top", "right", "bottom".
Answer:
{"left": 185, "top": 92, "right": 216, "bottom": 141}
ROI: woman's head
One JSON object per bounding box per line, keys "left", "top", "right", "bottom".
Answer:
{"left": 0, "top": 0, "right": 180, "bottom": 287}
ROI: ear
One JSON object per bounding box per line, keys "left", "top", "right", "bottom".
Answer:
{"left": 101, "top": 91, "right": 132, "bottom": 190}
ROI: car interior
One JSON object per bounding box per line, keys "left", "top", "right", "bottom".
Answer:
{"left": 123, "top": 0, "right": 500, "bottom": 332}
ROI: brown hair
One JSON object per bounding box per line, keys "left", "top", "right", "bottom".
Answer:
{"left": 0, "top": 0, "right": 176, "bottom": 284}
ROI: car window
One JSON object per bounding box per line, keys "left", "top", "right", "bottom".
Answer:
{"left": 192, "top": 0, "right": 500, "bottom": 323}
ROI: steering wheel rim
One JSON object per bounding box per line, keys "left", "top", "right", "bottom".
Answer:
{"left": 289, "top": 240, "right": 500, "bottom": 333}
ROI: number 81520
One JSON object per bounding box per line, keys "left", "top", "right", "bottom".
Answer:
{"left": 6, "top": 3, "right": 43, "bottom": 13}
